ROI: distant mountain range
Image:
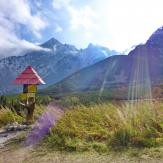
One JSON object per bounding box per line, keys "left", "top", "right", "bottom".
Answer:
{"left": 43, "top": 27, "right": 163, "bottom": 98}
{"left": 0, "top": 38, "right": 119, "bottom": 94}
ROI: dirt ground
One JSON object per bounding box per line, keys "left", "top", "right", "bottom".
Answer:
{"left": 1, "top": 144, "right": 163, "bottom": 163}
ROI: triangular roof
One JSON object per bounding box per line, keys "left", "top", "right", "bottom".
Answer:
{"left": 13, "top": 66, "right": 45, "bottom": 85}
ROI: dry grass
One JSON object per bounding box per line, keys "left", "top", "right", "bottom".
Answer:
{"left": 0, "top": 108, "right": 23, "bottom": 127}
{"left": 45, "top": 101, "right": 163, "bottom": 152}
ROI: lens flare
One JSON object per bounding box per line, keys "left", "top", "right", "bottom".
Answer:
{"left": 25, "top": 103, "right": 63, "bottom": 146}
{"left": 128, "top": 46, "right": 153, "bottom": 109}
{"left": 99, "top": 60, "right": 118, "bottom": 97}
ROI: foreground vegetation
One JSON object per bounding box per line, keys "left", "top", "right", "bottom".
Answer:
{"left": 0, "top": 95, "right": 52, "bottom": 127}
{"left": 1, "top": 92, "right": 163, "bottom": 157}
{"left": 44, "top": 100, "right": 163, "bottom": 153}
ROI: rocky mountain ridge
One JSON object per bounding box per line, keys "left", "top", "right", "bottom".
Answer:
{"left": 0, "top": 38, "right": 119, "bottom": 94}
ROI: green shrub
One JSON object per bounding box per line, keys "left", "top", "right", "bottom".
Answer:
{"left": 92, "top": 142, "right": 108, "bottom": 153}
{"left": 109, "top": 127, "right": 138, "bottom": 148}
{"left": 132, "top": 137, "right": 157, "bottom": 148}
{"left": 64, "top": 138, "right": 90, "bottom": 152}
{"left": 0, "top": 108, "right": 23, "bottom": 127}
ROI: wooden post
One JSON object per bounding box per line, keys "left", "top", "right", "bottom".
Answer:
{"left": 19, "top": 85, "right": 37, "bottom": 124}
{"left": 19, "top": 99, "right": 35, "bottom": 124}
{"left": 26, "top": 97, "right": 35, "bottom": 124}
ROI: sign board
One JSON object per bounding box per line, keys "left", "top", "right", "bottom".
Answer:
{"left": 20, "top": 92, "right": 35, "bottom": 101}
{"left": 20, "top": 93, "right": 27, "bottom": 101}
{"left": 27, "top": 93, "right": 36, "bottom": 98}
{"left": 28, "top": 85, "right": 37, "bottom": 93}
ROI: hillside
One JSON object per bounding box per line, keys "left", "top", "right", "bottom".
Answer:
{"left": 0, "top": 38, "right": 119, "bottom": 94}
{"left": 43, "top": 27, "right": 163, "bottom": 98}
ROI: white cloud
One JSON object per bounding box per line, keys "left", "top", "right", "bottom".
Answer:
{"left": 52, "top": 0, "right": 71, "bottom": 9}
{"left": 0, "top": 0, "right": 47, "bottom": 36}
{"left": 2, "top": 0, "right": 163, "bottom": 57}
{"left": 103, "top": 0, "right": 163, "bottom": 51}
{"left": 52, "top": 0, "right": 97, "bottom": 31}
{"left": 0, "top": 25, "right": 50, "bottom": 59}
{"left": 0, "top": 0, "right": 49, "bottom": 58}
{"left": 52, "top": 0, "right": 163, "bottom": 52}
{"left": 68, "top": 5, "right": 97, "bottom": 30}
{"left": 54, "top": 25, "right": 63, "bottom": 33}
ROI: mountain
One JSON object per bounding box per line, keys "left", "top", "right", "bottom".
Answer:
{"left": 43, "top": 27, "right": 163, "bottom": 99}
{"left": 146, "top": 27, "right": 163, "bottom": 47}
{"left": 0, "top": 38, "right": 119, "bottom": 94}
{"left": 79, "top": 43, "right": 118, "bottom": 66}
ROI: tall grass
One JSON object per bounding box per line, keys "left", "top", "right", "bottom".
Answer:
{"left": 0, "top": 105, "right": 46, "bottom": 128}
{"left": 0, "top": 108, "right": 23, "bottom": 128}
{"left": 0, "top": 95, "right": 51, "bottom": 128}
{"left": 45, "top": 101, "right": 163, "bottom": 152}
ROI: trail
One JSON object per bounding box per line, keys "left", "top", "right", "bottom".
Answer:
{"left": 25, "top": 101, "right": 64, "bottom": 145}
{"left": 46, "top": 101, "right": 64, "bottom": 120}
{"left": 0, "top": 130, "right": 19, "bottom": 148}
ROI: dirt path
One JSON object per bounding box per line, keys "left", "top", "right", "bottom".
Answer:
{"left": 0, "top": 131, "right": 20, "bottom": 148}
{"left": 1, "top": 145, "right": 163, "bottom": 163}
{"left": 47, "top": 101, "right": 64, "bottom": 119}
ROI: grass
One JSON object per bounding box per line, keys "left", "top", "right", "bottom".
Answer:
{"left": 0, "top": 105, "right": 46, "bottom": 128}
{"left": 49, "top": 91, "right": 119, "bottom": 110}
{"left": 0, "top": 95, "right": 52, "bottom": 108}
{"left": 1, "top": 92, "right": 163, "bottom": 156}
{"left": 2, "top": 141, "right": 163, "bottom": 163}
{"left": 1, "top": 92, "right": 163, "bottom": 162}
{"left": 0, "top": 108, "right": 23, "bottom": 128}
{"left": 44, "top": 101, "right": 163, "bottom": 153}
{"left": 0, "top": 95, "right": 52, "bottom": 128}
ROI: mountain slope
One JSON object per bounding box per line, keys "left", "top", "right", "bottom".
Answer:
{"left": 0, "top": 38, "right": 119, "bottom": 94}
{"left": 43, "top": 27, "right": 163, "bottom": 98}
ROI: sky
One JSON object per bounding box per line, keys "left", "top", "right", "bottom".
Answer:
{"left": 0, "top": 0, "right": 163, "bottom": 58}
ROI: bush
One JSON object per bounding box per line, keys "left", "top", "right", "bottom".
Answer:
{"left": 109, "top": 128, "right": 137, "bottom": 148}
{"left": 0, "top": 108, "right": 23, "bottom": 127}
{"left": 92, "top": 142, "right": 108, "bottom": 153}
{"left": 132, "top": 137, "right": 157, "bottom": 148}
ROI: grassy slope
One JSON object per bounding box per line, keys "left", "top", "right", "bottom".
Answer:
{"left": 44, "top": 100, "right": 163, "bottom": 153}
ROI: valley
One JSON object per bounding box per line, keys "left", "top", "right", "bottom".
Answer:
{"left": 1, "top": 26, "right": 163, "bottom": 163}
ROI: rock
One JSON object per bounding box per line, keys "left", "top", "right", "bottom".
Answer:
{"left": 5, "top": 123, "right": 29, "bottom": 131}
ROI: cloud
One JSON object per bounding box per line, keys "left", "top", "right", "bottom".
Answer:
{"left": 0, "top": 0, "right": 48, "bottom": 36}
{"left": 54, "top": 24, "right": 63, "bottom": 33}
{"left": 68, "top": 5, "right": 97, "bottom": 30}
{"left": 51, "top": 0, "right": 163, "bottom": 52}
{"left": 52, "top": 0, "right": 71, "bottom": 9}
{"left": 100, "top": 0, "right": 163, "bottom": 52}
{"left": 2, "top": 0, "right": 163, "bottom": 57}
{"left": 52, "top": 0, "right": 97, "bottom": 31}
{"left": 0, "top": 25, "right": 50, "bottom": 59}
{"left": 0, "top": 0, "right": 49, "bottom": 58}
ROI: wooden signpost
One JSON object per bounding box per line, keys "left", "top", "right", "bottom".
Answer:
{"left": 13, "top": 66, "right": 45, "bottom": 124}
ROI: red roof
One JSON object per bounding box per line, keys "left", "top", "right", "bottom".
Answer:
{"left": 13, "top": 66, "right": 45, "bottom": 85}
